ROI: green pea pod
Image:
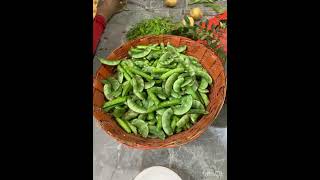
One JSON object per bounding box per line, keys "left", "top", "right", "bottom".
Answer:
{"left": 173, "top": 95, "right": 193, "bottom": 115}
{"left": 148, "top": 118, "right": 157, "bottom": 125}
{"left": 127, "top": 98, "right": 147, "bottom": 113}
{"left": 147, "top": 89, "right": 160, "bottom": 105}
{"left": 165, "top": 73, "right": 179, "bottom": 95}
{"left": 108, "top": 77, "right": 120, "bottom": 91}
{"left": 176, "top": 127, "right": 182, "bottom": 133}
{"left": 192, "top": 100, "right": 205, "bottom": 110}
{"left": 118, "top": 64, "right": 132, "bottom": 80}
{"left": 178, "top": 72, "right": 189, "bottom": 78}
{"left": 120, "top": 62, "right": 134, "bottom": 77}
{"left": 195, "top": 70, "right": 213, "bottom": 84}
{"left": 103, "top": 96, "right": 127, "bottom": 108}
{"left": 132, "top": 48, "right": 152, "bottom": 59}
{"left": 103, "top": 104, "right": 117, "bottom": 112}
{"left": 149, "top": 125, "right": 166, "bottom": 140}
{"left": 123, "top": 109, "right": 139, "bottom": 121}
{"left": 152, "top": 68, "right": 171, "bottom": 73}
{"left": 111, "top": 85, "right": 122, "bottom": 97}
{"left": 157, "top": 93, "right": 167, "bottom": 100}
{"left": 199, "top": 78, "right": 209, "bottom": 89}
{"left": 112, "top": 106, "right": 127, "bottom": 118}
{"left": 144, "top": 80, "right": 155, "bottom": 89}
{"left": 98, "top": 57, "right": 121, "bottom": 66}
{"left": 176, "top": 45, "right": 187, "bottom": 53}
{"left": 171, "top": 91, "right": 181, "bottom": 98}
{"left": 132, "top": 75, "right": 144, "bottom": 93}
{"left": 190, "top": 114, "right": 200, "bottom": 124}
{"left": 147, "top": 112, "right": 155, "bottom": 120}
{"left": 162, "top": 108, "right": 174, "bottom": 136}
{"left": 142, "top": 66, "right": 154, "bottom": 74}
{"left": 167, "top": 44, "right": 178, "bottom": 55}
{"left": 156, "top": 114, "right": 162, "bottom": 131}
{"left": 136, "top": 45, "right": 148, "bottom": 49}
{"left": 119, "top": 71, "right": 124, "bottom": 83}
{"left": 131, "top": 119, "right": 149, "bottom": 138}
{"left": 158, "top": 52, "right": 171, "bottom": 63}
{"left": 156, "top": 109, "right": 166, "bottom": 115}
{"left": 198, "top": 88, "right": 209, "bottom": 93}
{"left": 181, "top": 77, "right": 193, "bottom": 87}
{"left": 103, "top": 82, "right": 112, "bottom": 98}
{"left": 147, "top": 98, "right": 181, "bottom": 113}
{"left": 138, "top": 113, "right": 147, "bottom": 121}
{"left": 173, "top": 77, "right": 185, "bottom": 93}
{"left": 176, "top": 114, "right": 190, "bottom": 128}
{"left": 171, "top": 116, "right": 179, "bottom": 132}
{"left": 134, "top": 90, "right": 146, "bottom": 101}
{"left": 199, "top": 93, "right": 209, "bottom": 106}
{"left": 160, "top": 57, "right": 175, "bottom": 65}
{"left": 129, "top": 67, "right": 154, "bottom": 80}
{"left": 185, "top": 122, "right": 191, "bottom": 129}
{"left": 121, "top": 81, "right": 132, "bottom": 96}
{"left": 115, "top": 117, "right": 131, "bottom": 133}
{"left": 185, "top": 86, "right": 200, "bottom": 101}
{"left": 163, "top": 63, "right": 178, "bottom": 69}
{"left": 149, "top": 87, "right": 167, "bottom": 98}
{"left": 160, "top": 68, "right": 184, "bottom": 80}
{"left": 188, "top": 109, "right": 209, "bottom": 114}
{"left": 125, "top": 120, "right": 137, "bottom": 135}
{"left": 130, "top": 48, "right": 144, "bottom": 53}
{"left": 134, "top": 60, "right": 145, "bottom": 68}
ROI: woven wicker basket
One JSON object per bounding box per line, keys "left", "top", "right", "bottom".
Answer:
{"left": 93, "top": 35, "right": 226, "bottom": 149}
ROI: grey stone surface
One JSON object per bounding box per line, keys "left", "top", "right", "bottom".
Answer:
{"left": 94, "top": 0, "right": 227, "bottom": 179}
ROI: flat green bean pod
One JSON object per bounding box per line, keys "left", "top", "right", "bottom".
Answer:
{"left": 127, "top": 98, "right": 147, "bottom": 113}
{"left": 160, "top": 68, "right": 184, "bottom": 80}
{"left": 149, "top": 125, "right": 165, "bottom": 140}
{"left": 125, "top": 120, "right": 138, "bottom": 134}
{"left": 176, "top": 114, "right": 190, "bottom": 128}
{"left": 190, "top": 114, "right": 200, "bottom": 124}
{"left": 195, "top": 70, "right": 212, "bottom": 84}
{"left": 165, "top": 73, "right": 179, "bottom": 95}
{"left": 176, "top": 45, "right": 187, "bottom": 53}
{"left": 199, "top": 93, "right": 209, "bottom": 106}
{"left": 192, "top": 100, "right": 205, "bottom": 110}
{"left": 115, "top": 117, "right": 131, "bottom": 133}
{"left": 98, "top": 57, "right": 122, "bottom": 66}
{"left": 132, "top": 48, "right": 152, "bottom": 59}
{"left": 132, "top": 75, "right": 144, "bottom": 93}
{"left": 108, "top": 77, "right": 120, "bottom": 91}
{"left": 103, "top": 82, "right": 112, "bottom": 98}
{"left": 173, "top": 95, "right": 193, "bottom": 115}
{"left": 131, "top": 119, "right": 149, "bottom": 138}
{"left": 162, "top": 108, "right": 174, "bottom": 136}
{"left": 103, "top": 96, "right": 127, "bottom": 109}
{"left": 112, "top": 106, "right": 127, "bottom": 118}
{"left": 199, "top": 78, "right": 209, "bottom": 89}
{"left": 173, "top": 77, "right": 184, "bottom": 93}
{"left": 144, "top": 80, "right": 155, "bottom": 89}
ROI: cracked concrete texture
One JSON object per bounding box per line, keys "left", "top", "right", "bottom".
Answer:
{"left": 93, "top": 0, "right": 227, "bottom": 179}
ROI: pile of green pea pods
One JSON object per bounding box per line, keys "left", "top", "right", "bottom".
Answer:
{"left": 98, "top": 43, "right": 212, "bottom": 140}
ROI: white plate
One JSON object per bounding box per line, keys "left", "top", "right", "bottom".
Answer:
{"left": 134, "top": 166, "right": 182, "bottom": 180}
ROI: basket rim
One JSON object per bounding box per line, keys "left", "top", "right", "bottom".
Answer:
{"left": 93, "top": 34, "right": 226, "bottom": 149}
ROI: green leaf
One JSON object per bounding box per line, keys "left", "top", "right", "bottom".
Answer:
{"left": 184, "top": 16, "right": 191, "bottom": 26}
{"left": 205, "top": 19, "right": 209, "bottom": 30}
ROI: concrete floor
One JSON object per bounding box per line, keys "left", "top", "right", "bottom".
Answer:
{"left": 93, "top": 1, "right": 227, "bottom": 179}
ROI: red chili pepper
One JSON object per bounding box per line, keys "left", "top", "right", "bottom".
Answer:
{"left": 199, "top": 10, "right": 227, "bottom": 53}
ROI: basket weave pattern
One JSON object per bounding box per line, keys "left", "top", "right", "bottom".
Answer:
{"left": 93, "top": 35, "right": 226, "bottom": 149}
